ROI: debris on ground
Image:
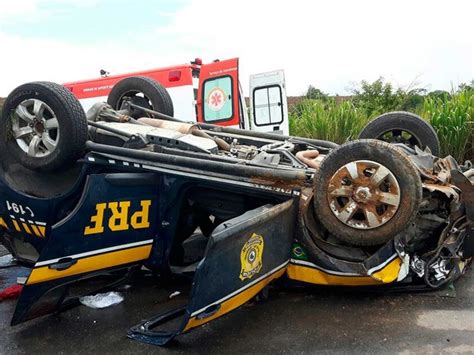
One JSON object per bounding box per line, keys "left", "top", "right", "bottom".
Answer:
{"left": 0, "top": 254, "right": 15, "bottom": 268}
{"left": 0, "top": 285, "right": 23, "bottom": 301}
{"left": 118, "top": 284, "right": 132, "bottom": 291}
{"left": 79, "top": 292, "right": 124, "bottom": 309}
{"left": 169, "top": 291, "right": 181, "bottom": 299}
{"left": 16, "top": 277, "right": 27, "bottom": 285}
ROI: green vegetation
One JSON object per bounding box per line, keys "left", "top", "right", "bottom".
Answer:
{"left": 290, "top": 79, "right": 473, "bottom": 161}
{"left": 305, "top": 85, "right": 329, "bottom": 101}
{"left": 423, "top": 89, "right": 473, "bottom": 162}
{"left": 290, "top": 99, "right": 369, "bottom": 144}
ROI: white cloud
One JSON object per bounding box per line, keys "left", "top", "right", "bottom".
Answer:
{"left": 155, "top": 0, "right": 474, "bottom": 95}
{"left": 0, "top": 0, "right": 472, "bottom": 97}
{"left": 0, "top": 1, "right": 40, "bottom": 21}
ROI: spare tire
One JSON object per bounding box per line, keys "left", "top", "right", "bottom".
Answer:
{"left": 359, "top": 111, "right": 440, "bottom": 156}
{"left": 107, "top": 76, "right": 174, "bottom": 118}
{"left": 0, "top": 82, "right": 88, "bottom": 172}
{"left": 313, "top": 139, "right": 422, "bottom": 246}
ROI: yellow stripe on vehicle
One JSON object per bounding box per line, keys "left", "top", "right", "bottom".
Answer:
{"left": 0, "top": 217, "right": 9, "bottom": 231}
{"left": 30, "top": 224, "right": 44, "bottom": 238}
{"left": 12, "top": 219, "right": 21, "bottom": 232}
{"left": 21, "top": 222, "right": 32, "bottom": 235}
{"left": 183, "top": 267, "right": 287, "bottom": 332}
{"left": 286, "top": 257, "right": 401, "bottom": 286}
{"left": 26, "top": 244, "right": 152, "bottom": 285}
{"left": 369, "top": 257, "right": 401, "bottom": 283}
{"left": 287, "top": 263, "right": 381, "bottom": 286}
{"left": 36, "top": 225, "right": 46, "bottom": 237}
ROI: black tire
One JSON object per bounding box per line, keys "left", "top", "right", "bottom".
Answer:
{"left": 313, "top": 139, "right": 422, "bottom": 246}
{"left": 359, "top": 111, "right": 440, "bottom": 156}
{"left": 0, "top": 82, "right": 88, "bottom": 172}
{"left": 107, "top": 76, "right": 174, "bottom": 118}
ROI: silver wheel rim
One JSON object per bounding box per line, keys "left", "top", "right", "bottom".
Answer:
{"left": 12, "top": 99, "right": 60, "bottom": 158}
{"left": 327, "top": 160, "right": 401, "bottom": 230}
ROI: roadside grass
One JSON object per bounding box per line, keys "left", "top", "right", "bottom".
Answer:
{"left": 290, "top": 89, "right": 473, "bottom": 161}
{"left": 421, "top": 89, "right": 473, "bottom": 162}
{"left": 289, "top": 99, "right": 370, "bottom": 144}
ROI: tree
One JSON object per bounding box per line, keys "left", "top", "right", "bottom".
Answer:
{"left": 427, "top": 90, "right": 451, "bottom": 101}
{"left": 350, "top": 77, "right": 401, "bottom": 115}
{"left": 305, "top": 85, "right": 328, "bottom": 100}
{"left": 458, "top": 80, "right": 474, "bottom": 92}
{"left": 350, "top": 77, "right": 426, "bottom": 115}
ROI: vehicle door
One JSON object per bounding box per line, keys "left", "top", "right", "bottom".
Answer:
{"left": 9, "top": 172, "right": 160, "bottom": 325}
{"left": 197, "top": 58, "right": 240, "bottom": 127}
{"left": 249, "top": 70, "right": 289, "bottom": 135}
{"left": 128, "top": 198, "right": 297, "bottom": 345}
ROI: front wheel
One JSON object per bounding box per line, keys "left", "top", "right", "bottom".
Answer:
{"left": 313, "top": 139, "right": 422, "bottom": 246}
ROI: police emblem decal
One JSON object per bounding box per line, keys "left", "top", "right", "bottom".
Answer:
{"left": 240, "top": 233, "right": 264, "bottom": 281}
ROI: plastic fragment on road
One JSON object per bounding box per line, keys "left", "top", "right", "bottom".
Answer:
{"left": 0, "top": 254, "right": 15, "bottom": 268}
{"left": 0, "top": 284, "right": 23, "bottom": 301}
{"left": 79, "top": 291, "right": 124, "bottom": 309}
{"left": 169, "top": 291, "right": 181, "bottom": 299}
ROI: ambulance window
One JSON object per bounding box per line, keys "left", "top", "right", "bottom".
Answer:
{"left": 253, "top": 85, "right": 283, "bottom": 126}
{"left": 202, "top": 76, "right": 233, "bottom": 122}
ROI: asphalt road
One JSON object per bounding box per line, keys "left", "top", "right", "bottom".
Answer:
{"left": 1, "top": 246, "right": 473, "bottom": 354}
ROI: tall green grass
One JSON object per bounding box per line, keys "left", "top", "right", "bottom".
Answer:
{"left": 421, "top": 90, "right": 473, "bottom": 162}
{"left": 289, "top": 89, "right": 473, "bottom": 161}
{"left": 290, "top": 99, "right": 370, "bottom": 144}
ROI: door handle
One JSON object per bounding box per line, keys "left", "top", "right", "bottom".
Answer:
{"left": 196, "top": 304, "right": 221, "bottom": 320}
{"left": 48, "top": 257, "right": 77, "bottom": 271}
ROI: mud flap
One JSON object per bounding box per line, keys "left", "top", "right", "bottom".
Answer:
{"left": 128, "top": 198, "right": 296, "bottom": 346}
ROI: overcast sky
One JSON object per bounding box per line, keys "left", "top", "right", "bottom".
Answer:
{"left": 0, "top": 0, "right": 472, "bottom": 96}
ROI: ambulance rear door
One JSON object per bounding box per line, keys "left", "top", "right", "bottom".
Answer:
{"left": 249, "top": 70, "right": 289, "bottom": 135}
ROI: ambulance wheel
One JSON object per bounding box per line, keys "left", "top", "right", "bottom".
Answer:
{"left": 107, "top": 76, "right": 174, "bottom": 118}
{"left": 313, "top": 139, "right": 422, "bottom": 246}
{"left": 359, "top": 111, "right": 440, "bottom": 156}
{"left": 0, "top": 81, "right": 88, "bottom": 172}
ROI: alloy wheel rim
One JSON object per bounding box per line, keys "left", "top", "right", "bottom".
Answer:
{"left": 12, "top": 99, "right": 60, "bottom": 158}
{"left": 326, "top": 160, "right": 401, "bottom": 230}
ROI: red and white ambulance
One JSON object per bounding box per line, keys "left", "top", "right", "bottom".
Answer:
{"left": 63, "top": 58, "right": 289, "bottom": 135}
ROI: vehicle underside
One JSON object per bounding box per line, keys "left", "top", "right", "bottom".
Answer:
{"left": 0, "top": 81, "right": 472, "bottom": 346}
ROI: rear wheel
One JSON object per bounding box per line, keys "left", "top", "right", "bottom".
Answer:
{"left": 313, "top": 139, "right": 422, "bottom": 246}
{"left": 359, "top": 111, "right": 440, "bottom": 156}
{"left": 0, "top": 82, "right": 88, "bottom": 172}
{"left": 107, "top": 76, "right": 174, "bottom": 118}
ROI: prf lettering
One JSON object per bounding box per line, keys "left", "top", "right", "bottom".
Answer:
{"left": 84, "top": 200, "right": 151, "bottom": 235}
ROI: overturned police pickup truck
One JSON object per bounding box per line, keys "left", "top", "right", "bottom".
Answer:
{"left": 0, "top": 80, "right": 472, "bottom": 346}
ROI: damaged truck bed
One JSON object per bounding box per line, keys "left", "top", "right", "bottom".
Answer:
{"left": 0, "top": 81, "right": 472, "bottom": 346}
